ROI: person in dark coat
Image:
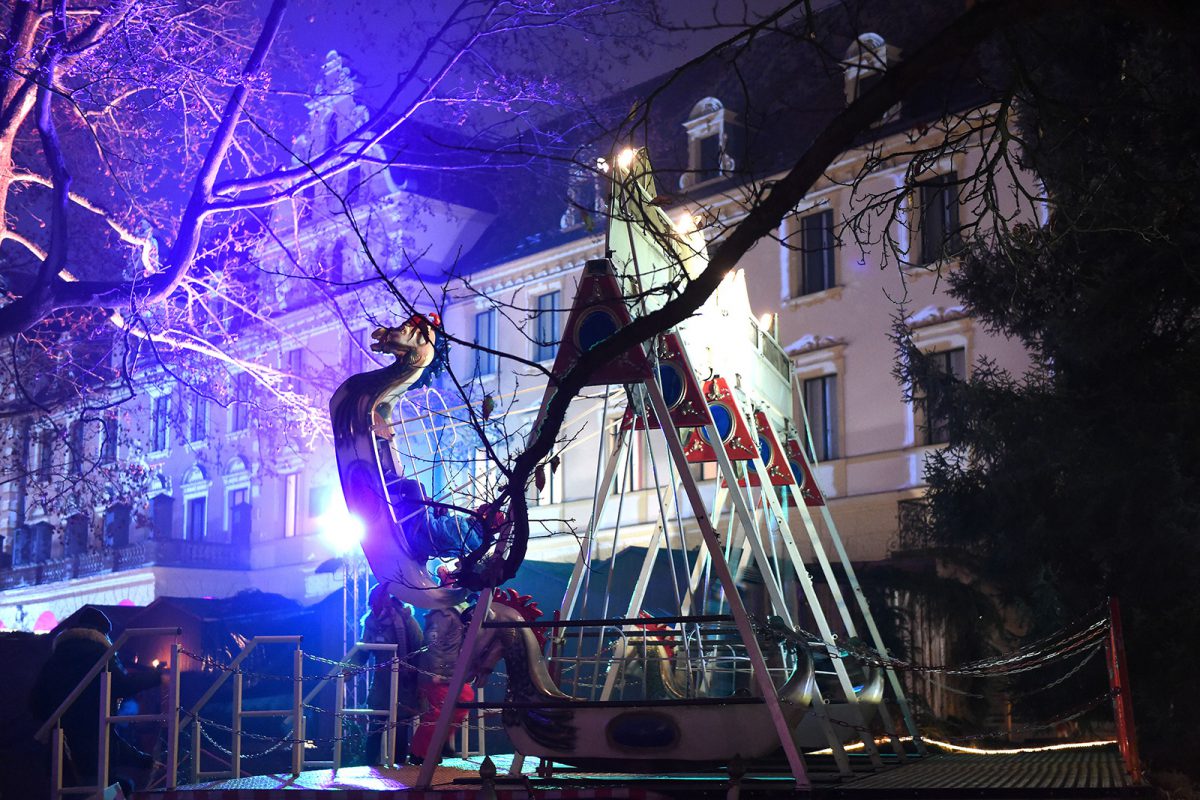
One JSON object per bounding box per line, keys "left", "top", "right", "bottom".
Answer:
{"left": 354, "top": 585, "right": 423, "bottom": 766}
{"left": 30, "top": 607, "right": 163, "bottom": 789}
{"left": 408, "top": 602, "right": 474, "bottom": 764}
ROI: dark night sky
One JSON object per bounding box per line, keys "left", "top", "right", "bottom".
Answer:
{"left": 274, "top": 0, "right": 797, "bottom": 107}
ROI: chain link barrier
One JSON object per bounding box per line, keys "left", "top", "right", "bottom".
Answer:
{"left": 161, "top": 602, "right": 1115, "bottom": 777}
{"left": 178, "top": 644, "right": 456, "bottom": 685}
{"left": 747, "top": 604, "right": 1110, "bottom": 678}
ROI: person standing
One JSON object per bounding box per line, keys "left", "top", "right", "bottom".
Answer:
{"left": 30, "top": 607, "right": 163, "bottom": 790}
{"left": 355, "top": 585, "right": 423, "bottom": 767}
{"left": 408, "top": 603, "right": 474, "bottom": 764}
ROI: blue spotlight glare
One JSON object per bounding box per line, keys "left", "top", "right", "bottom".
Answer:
{"left": 318, "top": 501, "right": 366, "bottom": 556}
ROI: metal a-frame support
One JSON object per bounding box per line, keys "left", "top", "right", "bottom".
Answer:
{"left": 641, "top": 378, "right": 812, "bottom": 788}
{"left": 560, "top": 341, "right": 858, "bottom": 778}
{"left": 790, "top": 376, "right": 926, "bottom": 755}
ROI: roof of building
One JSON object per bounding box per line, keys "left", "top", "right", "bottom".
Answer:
{"left": 454, "top": 0, "right": 994, "bottom": 274}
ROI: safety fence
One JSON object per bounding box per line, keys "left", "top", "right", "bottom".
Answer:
{"left": 36, "top": 632, "right": 492, "bottom": 799}
{"left": 34, "top": 599, "right": 1139, "bottom": 798}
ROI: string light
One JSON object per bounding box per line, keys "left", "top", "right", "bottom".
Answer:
{"left": 809, "top": 736, "right": 1117, "bottom": 756}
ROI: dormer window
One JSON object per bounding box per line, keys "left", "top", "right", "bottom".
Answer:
{"left": 844, "top": 33, "right": 901, "bottom": 123}
{"left": 680, "top": 97, "right": 739, "bottom": 190}
{"left": 560, "top": 153, "right": 607, "bottom": 231}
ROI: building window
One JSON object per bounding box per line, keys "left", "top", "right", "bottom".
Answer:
{"left": 534, "top": 291, "right": 560, "bottom": 362}
{"left": 610, "top": 423, "right": 648, "bottom": 494}
{"left": 473, "top": 309, "right": 497, "bottom": 377}
{"left": 231, "top": 373, "right": 251, "bottom": 432}
{"left": 560, "top": 156, "right": 606, "bottom": 231}
{"left": 189, "top": 395, "right": 208, "bottom": 442}
{"left": 916, "top": 347, "right": 966, "bottom": 445}
{"left": 793, "top": 210, "right": 835, "bottom": 296}
{"left": 697, "top": 133, "right": 722, "bottom": 183}
{"left": 283, "top": 473, "right": 299, "bottom": 538}
{"left": 626, "top": 429, "right": 648, "bottom": 492}
{"left": 152, "top": 395, "right": 170, "bottom": 452}
{"left": 100, "top": 418, "right": 118, "bottom": 464}
{"left": 917, "top": 172, "right": 962, "bottom": 265}
{"left": 68, "top": 421, "right": 85, "bottom": 475}
{"left": 285, "top": 348, "right": 304, "bottom": 390}
{"left": 228, "top": 486, "right": 250, "bottom": 542}
{"left": 680, "top": 97, "right": 739, "bottom": 190}
{"left": 803, "top": 375, "right": 839, "bottom": 462}
{"left": 186, "top": 496, "right": 207, "bottom": 541}
{"left": 689, "top": 459, "right": 719, "bottom": 482}
{"left": 37, "top": 429, "right": 55, "bottom": 480}
{"left": 843, "top": 33, "right": 900, "bottom": 123}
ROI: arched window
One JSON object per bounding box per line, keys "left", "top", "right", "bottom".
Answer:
{"left": 680, "top": 97, "right": 740, "bottom": 190}
{"left": 560, "top": 149, "right": 607, "bottom": 231}
{"left": 225, "top": 457, "right": 253, "bottom": 545}
{"left": 844, "top": 33, "right": 901, "bottom": 122}
{"left": 182, "top": 465, "right": 211, "bottom": 542}
{"left": 145, "top": 471, "right": 174, "bottom": 541}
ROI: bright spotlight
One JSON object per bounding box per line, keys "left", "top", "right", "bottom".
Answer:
{"left": 759, "top": 312, "right": 775, "bottom": 329}
{"left": 318, "top": 498, "right": 365, "bottom": 556}
{"left": 673, "top": 212, "right": 696, "bottom": 235}
{"left": 616, "top": 148, "right": 637, "bottom": 171}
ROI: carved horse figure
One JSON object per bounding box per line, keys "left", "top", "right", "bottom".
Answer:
{"left": 465, "top": 596, "right": 817, "bottom": 768}
{"left": 330, "top": 314, "right": 483, "bottom": 609}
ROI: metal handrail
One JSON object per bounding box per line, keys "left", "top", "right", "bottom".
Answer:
{"left": 35, "top": 627, "right": 181, "bottom": 743}
{"left": 37, "top": 627, "right": 183, "bottom": 799}
{"left": 184, "top": 635, "right": 303, "bottom": 783}
{"left": 291, "top": 642, "right": 400, "bottom": 770}
{"left": 293, "top": 642, "right": 398, "bottom": 721}
{"left": 181, "top": 635, "right": 302, "bottom": 730}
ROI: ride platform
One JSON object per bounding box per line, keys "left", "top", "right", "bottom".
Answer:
{"left": 132, "top": 745, "right": 1147, "bottom": 799}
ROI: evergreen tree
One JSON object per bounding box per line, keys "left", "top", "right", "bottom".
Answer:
{"left": 898, "top": 7, "right": 1200, "bottom": 773}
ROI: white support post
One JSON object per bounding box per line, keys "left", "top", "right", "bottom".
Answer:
{"left": 191, "top": 713, "right": 202, "bottom": 784}
{"left": 232, "top": 671, "right": 243, "bottom": 778}
{"left": 333, "top": 673, "right": 345, "bottom": 770}
{"left": 736, "top": 404, "right": 884, "bottom": 769}
{"left": 167, "top": 643, "right": 182, "bottom": 789}
{"left": 664, "top": 337, "right": 852, "bottom": 773}
{"left": 292, "top": 645, "right": 304, "bottom": 776}
{"left": 51, "top": 727, "right": 64, "bottom": 800}
{"left": 560, "top": 430, "right": 627, "bottom": 620}
{"left": 644, "top": 381, "right": 811, "bottom": 789}
{"left": 819, "top": 502, "right": 926, "bottom": 754}
{"left": 597, "top": 490, "right": 679, "bottom": 701}
{"left": 416, "top": 590, "right": 494, "bottom": 789}
{"left": 707, "top": 429, "right": 794, "bottom": 627}
{"left": 387, "top": 651, "right": 400, "bottom": 767}
{"left": 794, "top": 373, "right": 925, "bottom": 754}
{"left": 681, "top": 484, "right": 728, "bottom": 615}
{"left": 97, "top": 670, "right": 112, "bottom": 792}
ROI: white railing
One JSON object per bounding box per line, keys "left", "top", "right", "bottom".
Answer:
{"left": 34, "top": 627, "right": 183, "bottom": 799}
{"left": 41, "top": 633, "right": 481, "bottom": 796}
{"left": 292, "top": 642, "right": 400, "bottom": 770}
{"left": 182, "top": 636, "right": 304, "bottom": 783}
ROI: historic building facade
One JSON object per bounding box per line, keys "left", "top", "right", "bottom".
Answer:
{"left": 0, "top": 6, "right": 1035, "bottom": 639}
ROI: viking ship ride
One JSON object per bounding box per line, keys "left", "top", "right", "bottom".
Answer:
{"left": 329, "top": 148, "right": 921, "bottom": 779}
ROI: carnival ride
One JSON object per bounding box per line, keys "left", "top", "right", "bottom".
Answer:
{"left": 25, "top": 156, "right": 1144, "bottom": 800}
{"left": 326, "top": 147, "right": 929, "bottom": 786}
